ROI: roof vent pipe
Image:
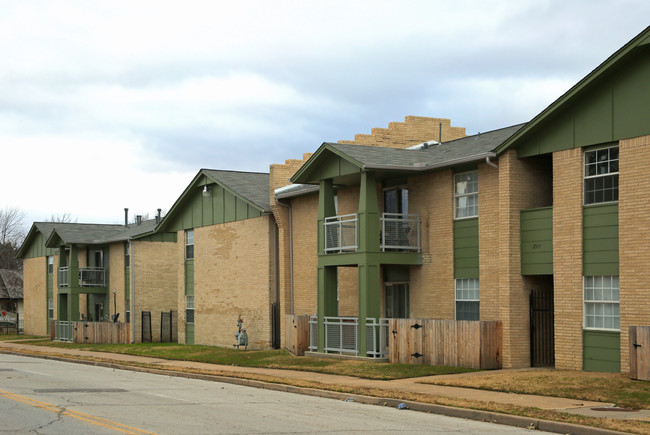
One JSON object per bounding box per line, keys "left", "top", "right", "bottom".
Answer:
{"left": 156, "top": 208, "right": 162, "bottom": 224}
{"left": 439, "top": 122, "right": 442, "bottom": 144}
{"left": 124, "top": 208, "right": 129, "bottom": 227}
{"left": 136, "top": 215, "right": 142, "bottom": 226}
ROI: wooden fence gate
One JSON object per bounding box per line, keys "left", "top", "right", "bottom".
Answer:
{"left": 388, "top": 319, "right": 501, "bottom": 369}
{"left": 630, "top": 326, "right": 650, "bottom": 381}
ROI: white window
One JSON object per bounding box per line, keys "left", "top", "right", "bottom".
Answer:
{"left": 454, "top": 171, "right": 478, "bottom": 219}
{"left": 584, "top": 276, "right": 620, "bottom": 331}
{"left": 584, "top": 146, "right": 618, "bottom": 205}
{"left": 48, "top": 299, "right": 54, "bottom": 319}
{"left": 455, "top": 278, "right": 479, "bottom": 320}
{"left": 185, "top": 295, "right": 194, "bottom": 324}
{"left": 185, "top": 230, "right": 194, "bottom": 260}
{"left": 47, "top": 256, "right": 54, "bottom": 274}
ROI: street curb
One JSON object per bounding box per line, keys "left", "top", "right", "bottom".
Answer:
{"left": 0, "top": 349, "right": 629, "bottom": 435}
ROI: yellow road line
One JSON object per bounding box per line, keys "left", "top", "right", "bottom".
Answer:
{"left": 0, "top": 389, "right": 157, "bottom": 435}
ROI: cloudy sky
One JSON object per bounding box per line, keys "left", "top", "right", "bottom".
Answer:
{"left": 2, "top": 1, "right": 649, "bottom": 228}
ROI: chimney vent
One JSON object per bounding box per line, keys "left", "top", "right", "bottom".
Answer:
{"left": 136, "top": 215, "right": 142, "bottom": 226}
{"left": 156, "top": 208, "right": 162, "bottom": 224}
{"left": 124, "top": 208, "right": 129, "bottom": 227}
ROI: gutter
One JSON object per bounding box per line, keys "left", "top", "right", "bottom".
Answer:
{"left": 274, "top": 198, "right": 294, "bottom": 315}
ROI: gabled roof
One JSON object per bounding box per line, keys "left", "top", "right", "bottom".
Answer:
{"left": 16, "top": 220, "right": 157, "bottom": 258}
{"left": 0, "top": 269, "right": 23, "bottom": 300}
{"left": 202, "top": 170, "right": 270, "bottom": 212}
{"left": 291, "top": 124, "right": 525, "bottom": 185}
{"left": 495, "top": 25, "right": 650, "bottom": 154}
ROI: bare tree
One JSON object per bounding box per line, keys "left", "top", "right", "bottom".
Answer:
{"left": 47, "top": 212, "right": 77, "bottom": 223}
{"left": 0, "top": 207, "right": 26, "bottom": 246}
{"left": 0, "top": 207, "right": 26, "bottom": 270}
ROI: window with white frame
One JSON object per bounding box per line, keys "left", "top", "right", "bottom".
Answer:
{"left": 185, "top": 295, "right": 194, "bottom": 324}
{"left": 454, "top": 171, "right": 478, "bottom": 219}
{"left": 47, "top": 256, "right": 53, "bottom": 274}
{"left": 584, "top": 146, "right": 618, "bottom": 205}
{"left": 185, "top": 230, "right": 194, "bottom": 260}
{"left": 455, "top": 278, "right": 480, "bottom": 320}
{"left": 584, "top": 276, "right": 620, "bottom": 331}
{"left": 48, "top": 299, "right": 54, "bottom": 319}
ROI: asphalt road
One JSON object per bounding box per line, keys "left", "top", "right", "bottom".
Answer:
{"left": 0, "top": 354, "right": 550, "bottom": 434}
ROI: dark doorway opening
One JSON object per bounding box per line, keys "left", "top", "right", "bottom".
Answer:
{"left": 530, "top": 284, "right": 555, "bottom": 367}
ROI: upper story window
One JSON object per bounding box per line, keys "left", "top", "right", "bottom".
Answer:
{"left": 455, "top": 278, "right": 480, "bottom": 320}
{"left": 584, "top": 146, "right": 618, "bottom": 205}
{"left": 454, "top": 171, "right": 478, "bottom": 219}
{"left": 47, "top": 256, "right": 54, "bottom": 274}
{"left": 185, "top": 230, "right": 194, "bottom": 260}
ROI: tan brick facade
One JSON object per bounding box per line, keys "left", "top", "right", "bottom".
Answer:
{"left": 23, "top": 257, "right": 47, "bottom": 336}
{"left": 339, "top": 116, "right": 466, "bottom": 148}
{"left": 189, "top": 215, "right": 275, "bottom": 349}
{"left": 409, "top": 170, "right": 455, "bottom": 319}
{"left": 132, "top": 240, "right": 178, "bottom": 343}
{"left": 553, "top": 148, "right": 585, "bottom": 370}
{"left": 619, "top": 134, "right": 650, "bottom": 372}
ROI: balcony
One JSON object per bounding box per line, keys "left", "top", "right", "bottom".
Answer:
{"left": 79, "top": 267, "right": 106, "bottom": 287}
{"left": 324, "top": 214, "right": 358, "bottom": 253}
{"left": 380, "top": 213, "right": 420, "bottom": 252}
{"left": 58, "top": 267, "right": 106, "bottom": 288}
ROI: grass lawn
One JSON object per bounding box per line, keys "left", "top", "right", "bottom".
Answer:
{"left": 0, "top": 334, "right": 44, "bottom": 341}
{"left": 20, "top": 339, "right": 474, "bottom": 380}
{"left": 421, "top": 368, "right": 650, "bottom": 410}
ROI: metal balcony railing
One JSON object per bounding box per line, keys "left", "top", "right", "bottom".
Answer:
{"left": 58, "top": 267, "right": 69, "bottom": 287}
{"left": 380, "top": 213, "right": 421, "bottom": 252}
{"left": 79, "top": 267, "right": 106, "bottom": 287}
{"left": 324, "top": 214, "right": 358, "bottom": 253}
{"left": 309, "top": 316, "right": 389, "bottom": 358}
{"left": 55, "top": 320, "right": 73, "bottom": 342}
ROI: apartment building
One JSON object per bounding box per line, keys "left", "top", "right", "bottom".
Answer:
{"left": 271, "top": 26, "right": 650, "bottom": 372}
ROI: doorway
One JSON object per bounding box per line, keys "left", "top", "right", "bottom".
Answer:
{"left": 530, "top": 279, "right": 555, "bottom": 367}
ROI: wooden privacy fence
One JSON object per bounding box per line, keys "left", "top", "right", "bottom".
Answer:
{"left": 284, "top": 314, "right": 310, "bottom": 356}
{"left": 629, "top": 326, "right": 650, "bottom": 381}
{"left": 72, "top": 321, "right": 130, "bottom": 344}
{"left": 389, "top": 319, "right": 502, "bottom": 369}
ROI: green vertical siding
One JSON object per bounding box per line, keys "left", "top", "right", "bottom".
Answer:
{"left": 521, "top": 207, "right": 553, "bottom": 275}
{"left": 516, "top": 50, "right": 650, "bottom": 158}
{"left": 583, "top": 204, "right": 619, "bottom": 276}
{"left": 184, "top": 260, "right": 194, "bottom": 296}
{"left": 186, "top": 324, "right": 194, "bottom": 344}
{"left": 454, "top": 218, "right": 479, "bottom": 278}
{"left": 23, "top": 232, "right": 57, "bottom": 259}
{"left": 583, "top": 330, "right": 621, "bottom": 372}
{"left": 46, "top": 260, "right": 53, "bottom": 334}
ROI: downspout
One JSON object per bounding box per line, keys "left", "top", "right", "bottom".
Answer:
{"left": 486, "top": 155, "right": 499, "bottom": 169}
{"left": 129, "top": 240, "right": 135, "bottom": 343}
{"left": 275, "top": 198, "right": 294, "bottom": 315}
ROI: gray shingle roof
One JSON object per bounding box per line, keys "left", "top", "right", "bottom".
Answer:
{"left": 36, "top": 220, "right": 157, "bottom": 246}
{"left": 0, "top": 270, "right": 22, "bottom": 299}
{"left": 203, "top": 170, "right": 271, "bottom": 212}
{"left": 328, "top": 123, "right": 526, "bottom": 170}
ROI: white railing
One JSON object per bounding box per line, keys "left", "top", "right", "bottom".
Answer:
{"left": 324, "top": 214, "right": 358, "bottom": 253}
{"left": 381, "top": 213, "right": 421, "bottom": 252}
{"left": 366, "top": 318, "right": 390, "bottom": 358}
{"left": 58, "top": 267, "right": 69, "bottom": 287}
{"left": 55, "top": 320, "right": 73, "bottom": 342}
{"left": 79, "top": 267, "right": 105, "bottom": 287}
{"left": 309, "top": 316, "right": 389, "bottom": 358}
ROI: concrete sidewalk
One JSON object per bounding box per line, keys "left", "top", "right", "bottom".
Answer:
{"left": 0, "top": 341, "right": 648, "bottom": 434}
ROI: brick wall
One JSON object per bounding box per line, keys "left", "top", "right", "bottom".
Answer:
{"left": 291, "top": 194, "right": 319, "bottom": 317}
{"left": 553, "top": 148, "right": 584, "bottom": 370}
{"left": 23, "top": 257, "right": 46, "bottom": 336}
{"left": 492, "top": 151, "right": 554, "bottom": 368}
{"left": 338, "top": 116, "right": 466, "bottom": 148}
{"left": 108, "top": 243, "right": 127, "bottom": 322}
{"left": 132, "top": 240, "right": 178, "bottom": 343}
{"left": 619, "top": 134, "right": 650, "bottom": 372}
{"left": 193, "top": 215, "right": 274, "bottom": 349}
{"left": 409, "top": 169, "right": 455, "bottom": 319}
{"left": 336, "top": 186, "right": 360, "bottom": 316}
